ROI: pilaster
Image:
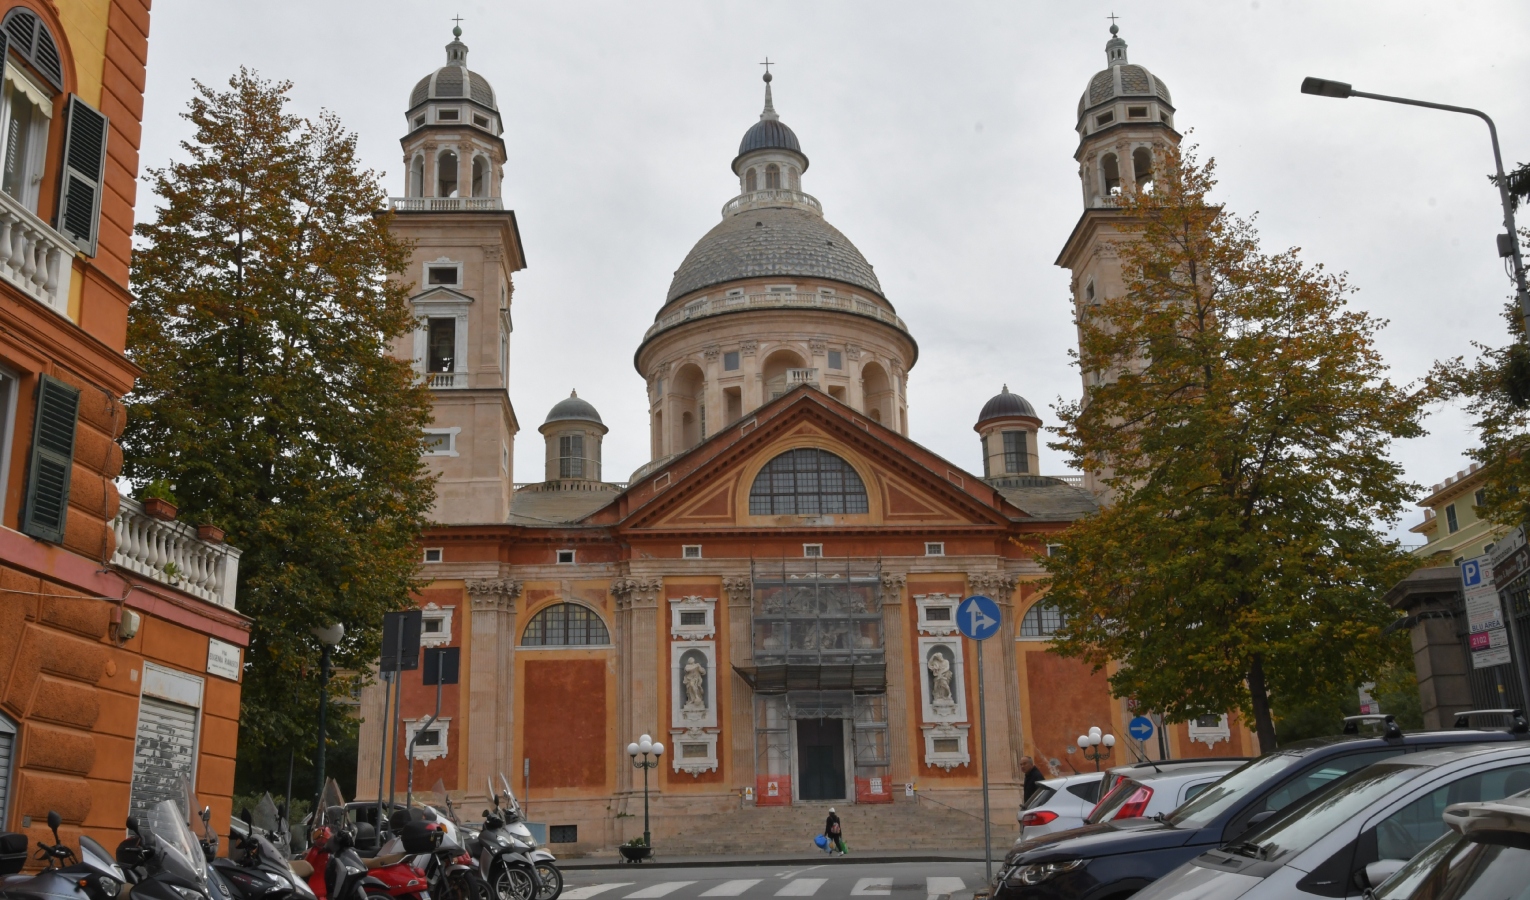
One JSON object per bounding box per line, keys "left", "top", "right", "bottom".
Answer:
{"left": 723, "top": 575, "right": 755, "bottom": 789}
{"left": 613, "top": 576, "right": 664, "bottom": 795}
{"left": 466, "top": 578, "right": 520, "bottom": 804}
{"left": 879, "top": 571, "right": 912, "bottom": 786}
{"left": 969, "top": 572, "right": 1023, "bottom": 785}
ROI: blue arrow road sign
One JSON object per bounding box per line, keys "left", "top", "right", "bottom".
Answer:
{"left": 1128, "top": 716, "right": 1155, "bottom": 741}
{"left": 958, "top": 595, "right": 1002, "bottom": 641}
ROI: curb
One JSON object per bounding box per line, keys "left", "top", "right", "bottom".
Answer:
{"left": 560, "top": 853, "right": 988, "bottom": 870}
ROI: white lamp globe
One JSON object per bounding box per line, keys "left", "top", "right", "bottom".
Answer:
{"left": 639, "top": 738, "right": 653, "bottom": 754}
{"left": 1089, "top": 726, "right": 1102, "bottom": 739}
{"left": 1103, "top": 734, "right": 1117, "bottom": 748}
{"left": 626, "top": 742, "right": 640, "bottom": 757}
{"left": 1077, "top": 735, "right": 1090, "bottom": 748}
{"left": 640, "top": 733, "right": 652, "bottom": 745}
{"left": 652, "top": 742, "right": 665, "bottom": 757}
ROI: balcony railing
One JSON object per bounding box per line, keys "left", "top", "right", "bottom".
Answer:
{"left": 644, "top": 291, "right": 910, "bottom": 343}
{"left": 1054, "top": 475, "right": 1084, "bottom": 487}
{"left": 427, "top": 371, "right": 467, "bottom": 389}
{"left": 786, "top": 368, "right": 818, "bottom": 386}
{"left": 111, "top": 497, "right": 242, "bottom": 610}
{"left": 389, "top": 197, "right": 504, "bottom": 212}
{"left": 0, "top": 189, "right": 73, "bottom": 317}
{"left": 720, "top": 189, "right": 822, "bottom": 217}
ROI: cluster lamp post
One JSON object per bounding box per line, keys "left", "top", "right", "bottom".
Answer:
{"left": 626, "top": 734, "right": 664, "bottom": 847}
{"left": 311, "top": 623, "right": 345, "bottom": 806}
{"left": 1077, "top": 726, "right": 1116, "bottom": 771}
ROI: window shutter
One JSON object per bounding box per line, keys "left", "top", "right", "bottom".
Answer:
{"left": 20, "top": 375, "right": 79, "bottom": 543}
{"left": 56, "top": 96, "right": 109, "bottom": 256}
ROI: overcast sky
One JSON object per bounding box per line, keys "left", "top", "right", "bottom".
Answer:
{"left": 137, "top": 2, "right": 1530, "bottom": 540}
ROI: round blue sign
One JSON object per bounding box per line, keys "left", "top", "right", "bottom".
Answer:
{"left": 957, "top": 595, "right": 1002, "bottom": 641}
{"left": 1128, "top": 716, "right": 1155, "bottom": 741}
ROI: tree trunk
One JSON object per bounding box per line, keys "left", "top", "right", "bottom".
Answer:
{"left": 1247, "top": 654, "right": 1278, "bottom": 754}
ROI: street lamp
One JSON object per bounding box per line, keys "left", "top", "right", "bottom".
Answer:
{"left": 1076, "top": 726, "right": 1116, "bottom": 771}
{"left": 1300, "top": 76, "right": 1530, "bottom": 337}
{"left": 311, "top": 623, "right": 345, "bottom": 808}
{"left": 626, "top": 734, "right": 664, "bottom": 848}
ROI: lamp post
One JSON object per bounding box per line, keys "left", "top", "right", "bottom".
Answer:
{"left": 1076, "top": 726, "right": 1116, "bottom": 772}
{"left": 1299, "top": 76, "right": 1530, "bottom": 338}
{"left": 626, "top": 734, "right": 664, "bottom": 848}
{"left": 311, "top": 623, "right": 345, "bottom": 808}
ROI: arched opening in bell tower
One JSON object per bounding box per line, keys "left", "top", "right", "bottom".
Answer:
{"left": 409, "top": 156, "right": 425, "bottom": 197}
{"left": 437, "top": 150, "right": 459, "bottom": 197}
{"left": 471, "top": 155, "right": 490, "bottom": 197}
{"left": 1101, "top": 153, "right": 1121, "bottom": 196}
{"left": 1132, "top": 147, "right": 1153, "bottom": 191}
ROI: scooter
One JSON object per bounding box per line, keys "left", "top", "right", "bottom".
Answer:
{"left": 361, "top": 811, "right": 438, "bottom": 900}
{"left": 213, "top": 807, "right": 316, "bottom": 900}
{"left": 477, "top": 776, "right": 559, "bottom": 900}
{"left": 115, "top": 799, "right": 219, "bottom": 900}
{"left": 317, "top": 780, "right": 375, "bottom": 900}
{"left": 0, "top": 810, "right": 125, "bottom": 900}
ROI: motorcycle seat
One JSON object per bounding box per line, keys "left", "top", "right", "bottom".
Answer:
{"left": 289, "top": 860, "right": 314, "bottom": 878}
{"left": 363, "top": 854, "right": 408, "bottom": 870}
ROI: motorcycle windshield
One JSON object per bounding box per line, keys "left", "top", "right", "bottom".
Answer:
{"left": 320, "top": 779, "right": 349, "bottom": 831}
{"left": 78, "top": 835, "right": 124, "bottom": 879}
{"left": 497, "top": 775, "right": 520, "bottom": 816}
{"left": 252, "top": 794, "right": 281, "bottom": 835}
{"left": 184, "top": 778, "right": 216, "bottom": 847}
{"left": 251, "top": 835, "right": 289, "bottom": 873}
{"left": 145, "top": 798, "right": 207, "bottom": 885}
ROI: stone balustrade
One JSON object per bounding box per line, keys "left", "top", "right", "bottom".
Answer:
{"left": 786, "top": 367, "right": 818, "bottom": 385}
{"left": 427, "top": 371, "right": 467, "bottom": 389}
{"left": 0, "top": 188, "right": 74, "bottom": 317}
{"left": 390, "top": 197, "right": 504, "bottom": 212}
{"left": 720, "top": 189, "right": 822, "bottom": 217}
{"left": 644, "top": 291, "right": 910, "bottom": 343}
{"left": 111, "top": 497, "right": 242, "bottom": 610}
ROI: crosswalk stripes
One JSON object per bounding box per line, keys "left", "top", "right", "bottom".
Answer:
{"left": 775, "top": 879, "right": 827, "bottom": 896}
{"left": 561, "top": 886, "right": 634, "bottom": 900}
{"left": 701, "top": 882, "right": 763, "bottom": 897}
{"left": 925, "top": 878, "right": 966, "bottom": 900}
{"left": 849, "top": 878, "right": 890, "bottom": 896}
{"left": 626, "top": 883, "right": 698, "bottom": 898}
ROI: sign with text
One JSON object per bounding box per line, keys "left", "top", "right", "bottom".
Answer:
{"left": 206, "top": 638, "right": 242, "bottom": 681}
{"left": 1473, "top": 628, "right": 1514, "bottom": 668}
{"left": 1463, "top": 556, "right": 1504, "bottom": 635}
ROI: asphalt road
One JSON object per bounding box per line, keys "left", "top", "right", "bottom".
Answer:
{"left": 557, "top": 861, "right": 988, "bottom": 900}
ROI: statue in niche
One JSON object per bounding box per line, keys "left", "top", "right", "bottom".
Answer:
{"left": 682, "top": 656, "right": 706, "bottom": 711}
{"left": 928, "top": 648, "right": 957, "bottom": 715}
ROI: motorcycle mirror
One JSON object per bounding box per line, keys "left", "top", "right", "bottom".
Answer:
{"left": 47, "top": 810, "right": 61, "bottom": 840}
{"left": 125, "top": 817, "right": 139, "bottom": 833}
{"left": 241, "top": 808, "right": 253, "bottom": 826}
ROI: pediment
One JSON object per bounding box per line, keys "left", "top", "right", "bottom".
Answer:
{"left": 410, "top": 286, "right": 475, "bottom": 305}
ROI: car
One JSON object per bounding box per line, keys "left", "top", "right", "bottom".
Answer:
{"left": 1021, "top": 773, "right": 1107, "bottom": 840}
{"left": 1085, "top": 761, "right": 1244, "bottom": 827}
{"left": 1371, "top": 789, "right": 1530, "bottom": 900}
{"left": 1131, "top": 741, "right": 1530, "bottom": 899}
{"left": 992, "top": 711, "right": 1530, "bottom": 900}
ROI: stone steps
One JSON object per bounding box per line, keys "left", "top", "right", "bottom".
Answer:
{"left": 650, "top": 798, "right": 998, "bottom": 855}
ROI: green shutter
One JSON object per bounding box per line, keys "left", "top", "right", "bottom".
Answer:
{"left": 56, "top": 96, "right": 108, "bottom": 256}
{"left": 20, "top": 375, "right": 79, "bottom": 543}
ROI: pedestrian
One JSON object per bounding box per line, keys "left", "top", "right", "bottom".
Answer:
{"left": 824, "top": 807, "right": 845, "bottom": 856}
{"left": 1021, "top": 756, "right": 1045, "bottom": 803}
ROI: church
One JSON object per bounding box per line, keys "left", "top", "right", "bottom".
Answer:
{"left": 355, "top": 23, "right": 1253, "bottom": 854}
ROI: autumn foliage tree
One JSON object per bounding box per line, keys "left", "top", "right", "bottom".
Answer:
{"left": 123, "top": 72, "right": 435, "bottom": 786}
{"left": 1043, "top": 146, "right": 1424, "bottom": 752}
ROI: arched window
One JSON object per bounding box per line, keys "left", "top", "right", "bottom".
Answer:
{"left": 409, "top": 156, "right": 425, "bottom": 197}
{"left": 746, "top": 168, "right": 757, "bottom": 192}
{"left": 471, "top": 156, "right": 490, "bottom": 197}
{"left": 437, "top": 150, "right": 458, "bottom": 197}
{"left": 2, "top": 9, "right": 64, "bottom": 90}
{"left": 749, "top": 448, "right": 868, "bottom": 516}
{"left": 1101, "top": 153, "right": 1121, "bottom": 195}
{"left": 1020, "top": 602, "right": 1064, "bottom": 638}
{"left": 1132, "top": 147, "right": 1153, "bottom": 190}
{"left": 765, "top": 163, "right": 781, "bottom": 190}
{"left": 521, "top": 602, "right": 610, "bottom": 646}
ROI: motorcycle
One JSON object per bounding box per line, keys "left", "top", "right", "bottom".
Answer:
{"left": 403, "top": 792, "right": 486, "bottom": 900}
{"left": 115, "top": 797, "right": 219, "bottom": 900}
{"left": 316, "top": 780, "right": 373, "bottom": 900}
{"left": 214, "top": 798, "right": 316, "bottom": 900}
{"left": 361, "top": 811, "right": 438, "bottom": 900}
{"left": 477, "top": 775, "right": 559, "bottom": 900}
{"left": 0, "top": 810, "right": 125, "bottom": 900}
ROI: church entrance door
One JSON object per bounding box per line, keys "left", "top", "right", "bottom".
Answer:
{"left": 796, "top": 718, "right": 846, "bottom": 801}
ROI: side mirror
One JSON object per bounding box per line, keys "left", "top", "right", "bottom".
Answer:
{"left": 1363, "top": 859, "right": 1407, "bottom": 889}
{"left": 125, "top": 817, "right": 139, "bottom": 833}
{"left": 47, "top": 810, "right": 61, "bottom": 842}
{"left": 1245, "top": 810, "right": 1276, "bottom": 828}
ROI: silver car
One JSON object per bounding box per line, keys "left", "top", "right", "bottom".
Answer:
{"left": 1371, "top": 789, "right": 1530, "bottom": 899}
{"left": 1132, "top": 742, "right": 1530, "bottom": 900}
{"left": 1019, "top": 773, "right": 1104, "bottom": 840}
{"left": 1086, "top": 761, "right": 1244, "bottom": 826}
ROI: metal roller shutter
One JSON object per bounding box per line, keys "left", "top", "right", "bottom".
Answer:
{"left": 0, "top": 714, "right": 14, "bottom": 829}
{"left": 129, "top": 697, "right": 198, "bottom": 820}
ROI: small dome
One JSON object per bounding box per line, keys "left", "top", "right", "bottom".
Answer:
{"left": 732, "top": 72, "right": 809, "bottom": 174}
{"left": 408, "top": 30, "right": 498, "bottom": 114}
{"left": 977, "top": 385, "right": 1037, "bottom": 425}
{"left": 544, "top": 390, "right": 603, "bottom": 426}
{"left": 1076, "top": 26, "right": 1172, "bottom": 120}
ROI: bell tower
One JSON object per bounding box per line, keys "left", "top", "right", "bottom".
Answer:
{"left": 1055, "top": 23, "right": 1180, "bottom": 501}
{"left": 389, "top": 26, "right": 527, "bottom": 524}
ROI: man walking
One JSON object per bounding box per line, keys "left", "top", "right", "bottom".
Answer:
{"left": 1021, "top": 757, "right": 1045, "bottom": 803}
{"left": 824, "top": 807, "right": 845, "bottom": 856}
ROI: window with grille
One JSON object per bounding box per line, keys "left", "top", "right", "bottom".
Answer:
{"left": 682, "top": 544, "right": 702, "bottom": 559}
{"left": 1020, "top": 602, "right": 1064, "bottom": 637}
{"left": 1003, "top": 431, "right": 1028, "bottom": 473}
{"left": 559, "top": 434, "right": 584, "bottom": 479}
{"left": 520, "top": 602, "right": 610, "bottom": 646}
{"left": 748, "top": 448, "right": 868, "bottom": 515}
{"left": 549, "top": 825, "right": 577, "bottom": 843}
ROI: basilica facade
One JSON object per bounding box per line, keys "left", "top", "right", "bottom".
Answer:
{"left": 354, "top": 24, "right": 1253, "bottom": 854}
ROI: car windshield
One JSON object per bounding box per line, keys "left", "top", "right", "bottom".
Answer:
{"left": 1242, "top": 762, "right": 1422, "bottom": 861}
{"left": 1377, "top": 829, "right": 1530, "bottom": 900}
{"left": 1165, "top": 752, "right": 1305, "bottom": 829}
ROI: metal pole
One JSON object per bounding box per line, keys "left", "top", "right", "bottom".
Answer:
{"left": 387, "top": 650, "right": 404, "bottom": 808}
{"left": 283, "top": 748, "right": 294, "bottom": 843}
{"left": 977, "top": 639, "right": 993, "bottom": 884}
{"left": 315, "top": 643, "right": 331, "bottom": 809}
{"left": 1499, "top": 584, "right": 1530, "bottom": 710}
{"left": 642, "top": 760, "right": 651, "bottom": 848}
{"left": 375, "top": 670, "right": 392, "bottom": 826}
{"left": 407, "top": 675, "right": 443, "bottom": 810}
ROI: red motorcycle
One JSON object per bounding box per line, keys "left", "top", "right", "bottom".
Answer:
{"left": 302, "top": 827, "right": 429, "bottom": 900}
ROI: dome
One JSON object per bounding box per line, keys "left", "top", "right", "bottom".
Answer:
{"left": 665, "top": 206, "right": 883, "bottom": 304}
{"left": 544, "top": 390, "right": 603, "bottom": 426}
{"left": 408, "top": 29, "right": 498, "bottom": 113}
{"left": 977, "top": 386, "right": 1037, "bottom": 425}
{"left": 1076, "top": 26, "right": 1171, "bottom": 119}
{"left": 731, "top": 72, "right": 809, "bottom": 174}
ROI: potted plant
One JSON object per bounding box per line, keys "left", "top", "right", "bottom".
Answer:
{"left": 140, "top": 480, "right": 179, "bottom": 521}
{"left": 618, "top": 836, "right": 651, "bottom": 862}
{"left": 196, "top": 523, "right": 225, "bottom": 543}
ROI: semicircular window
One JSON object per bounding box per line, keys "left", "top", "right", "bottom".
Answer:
{"left": 1020, "top": 602, "right": 1064, "bottom": 638}
{"left": 520, "top": 602, "right": 610, "bottom": 646}
{"left": 748, "top": 448, "right": 869, "bottom": 516}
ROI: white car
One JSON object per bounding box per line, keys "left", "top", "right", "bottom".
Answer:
{"left": 1085, "top": 761, "right": 1244, "bottom": 826}
{"left": 1019, "top": 773, "right": 1104, "bottom": 840}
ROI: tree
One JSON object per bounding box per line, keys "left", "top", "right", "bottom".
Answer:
{"left": 123, "top": 71, "right": 435, "bottom": 790}
{"left": 1043, "top": 146, "right": 1424, "bottom": 752}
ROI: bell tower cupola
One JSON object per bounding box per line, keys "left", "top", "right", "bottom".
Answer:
{"left": 401, "top": 25, "right": 506, "bottom": 201}
{"left": 1074, "top": 23, "right": 1179, "bottom": 210}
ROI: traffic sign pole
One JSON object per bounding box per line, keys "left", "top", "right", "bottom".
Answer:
{"left": 957, "top": 595, "right": 1002, "bottom": 885}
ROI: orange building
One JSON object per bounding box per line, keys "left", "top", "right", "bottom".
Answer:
{"left": 0, "top": 0, "right": 249, "bottom": 857}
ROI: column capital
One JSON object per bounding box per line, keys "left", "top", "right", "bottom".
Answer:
{"left": 722, "top": 575, "right": 752, "bottom": 608}
{"left": 467, "top": 578, "right": 521, "bottom": 612}
{"left": 968, "top": 573, "right": 1018, "bottom": 601}
{"left": 612, "top": 577, "right": 664, "bottom": 609}
{"left": 880, "top": 572, "right": 907, "bottom": 603}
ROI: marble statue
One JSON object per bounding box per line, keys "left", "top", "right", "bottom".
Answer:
{"left": 683, "top": 658, "right": 706, "bottom": 710}
{"left": 929, "top": 652, "right": 955, "bottom": 710}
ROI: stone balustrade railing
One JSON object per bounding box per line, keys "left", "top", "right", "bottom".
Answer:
{"left": 427, "top": 371, "right": 467, "bottom": 389}
{"left": 111, "top": 497, "right": 242, "bottom": 610}
{"left": 390, "top": 197, "right": 504, "bottom": 212}
{"left": 787, "top": 367, "right": 818, "bottom": 385}
{"left": 720, "top": 189, "right": 822, "bottom": 217}
{"left": 644, "top": 291, "right": 910, "bottom": 343}
{"left": 0, "top": 188, "right": 74, "bottom": 317}
{"left": 1054, "top": 475, "right": 1084, "bottom": 487}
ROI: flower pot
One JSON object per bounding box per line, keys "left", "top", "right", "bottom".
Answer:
{"left": 197, "top": 524, "right": 225, "bottom": 543}
{"left": 143, "top": 498, "right": 178, "bottom": 521}
{"left": 618, "top": 845, "right": 652, "bottom": 862}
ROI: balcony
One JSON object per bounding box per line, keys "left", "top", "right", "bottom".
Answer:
{"left": 389, "top": 197, "right": 504, "bottom": 213}
{"left": 720, "top": 189, "right": 822, "bottom": 217}
{"left": 111, "top": 497, "right": 242, "bottom": 610}
{"left": 786, "top": 367, "right": 818, "bottom": 387}
{"left": 643, "top": 290, "right": 911, "bottom": 344}
{"left": 427, "top": 371, "right": 467, "bottom": 389}
{"left": 0, "top": 188, "right": 74, "bottom": 317}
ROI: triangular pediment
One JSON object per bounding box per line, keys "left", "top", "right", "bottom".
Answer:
{"left": 410, "top": 286, "right": 475, "bottom": 304}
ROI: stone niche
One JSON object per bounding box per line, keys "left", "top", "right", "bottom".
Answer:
{"left": 670, "top": 640, "right": 719, "bottom": 775}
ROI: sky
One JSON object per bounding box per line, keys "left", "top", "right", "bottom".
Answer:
{"left": 136, "top": 1, "right": 1530, "bottom": 541}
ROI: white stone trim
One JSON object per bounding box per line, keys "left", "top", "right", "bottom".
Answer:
{"left": 670, "top": 640, "right": 717, "bottom": 730}
{"left": 420, "top": 602, "right": 454, "bottom": 648}
{"left": 670, "top": 725, "right": 719, "bottom": 777}
{"left": 914, "top": 592, "right": 961, "bottom": 636}
{"left": 1188, "top": 714, "right": 1231, "bottom": 748}
{"left": 404, "top": 717, "right": 451, "bottom": 762}
{"left": 917, "top": 636, "right": 967, "bottom": 724}
{"left": 921, "top": 723, "right": 971, "bottom": 771}
{"left": 669, "top": 594, "right": 717, "bottom": 639}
